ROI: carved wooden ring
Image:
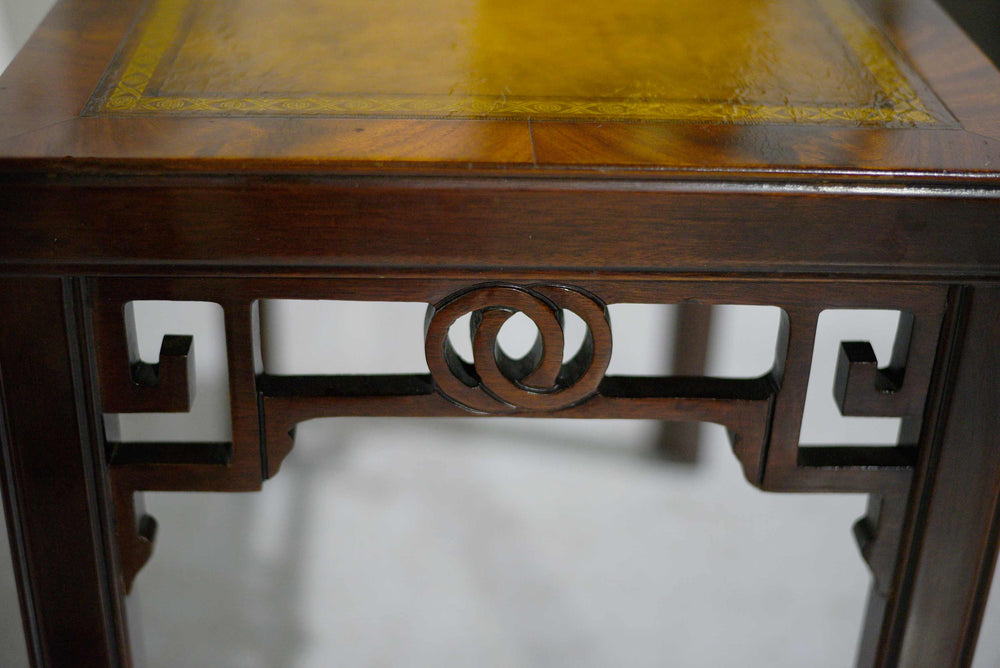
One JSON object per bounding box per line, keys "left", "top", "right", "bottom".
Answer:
{"left": 425, "top": 284, "right": 612, "bottom": 413}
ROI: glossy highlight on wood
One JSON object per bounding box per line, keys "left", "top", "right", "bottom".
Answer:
{"left": 424, "top": 284, "right": 612, "bottom": 414}
{"left": 2, "top": 0, "right": 1000, "bottom": 665}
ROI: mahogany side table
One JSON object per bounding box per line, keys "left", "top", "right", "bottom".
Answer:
{"left": 2, "top": 0, "right": 1000, "bottom": 665}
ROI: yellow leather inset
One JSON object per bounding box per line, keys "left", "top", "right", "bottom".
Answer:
{"left": 92, "top": 0, "right": 948, "bottom": 126}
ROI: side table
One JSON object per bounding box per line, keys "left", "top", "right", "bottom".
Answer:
{"left": 2, "top": 0, "right": 1000, "bottom": 665}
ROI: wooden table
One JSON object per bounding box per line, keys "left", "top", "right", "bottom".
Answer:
{"left": 1, "top": 0, "right": 999, "bottom": 664}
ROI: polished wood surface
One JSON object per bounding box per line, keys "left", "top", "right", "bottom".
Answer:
{"left": 2, "top": 181, "right": 1000, "bottom": 275}
{"left": 1, "top": 0, "right": 1000, "bottom": 666}
{"left": 0, "top": 278, "right": 128, "bottom": 666}
{"left": 0, "top": 0, "right": 997, "bottom": 174}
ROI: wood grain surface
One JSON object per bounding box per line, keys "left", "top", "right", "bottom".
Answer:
{"left": 1, "top": 0, "right": 999, "bottom": 665}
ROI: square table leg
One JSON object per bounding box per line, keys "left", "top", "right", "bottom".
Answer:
{"left": 861, "top": 287, "right": 1000, "bottom": 667}
{"left": 0, "top": 277, "right": 130, "bottom": 667}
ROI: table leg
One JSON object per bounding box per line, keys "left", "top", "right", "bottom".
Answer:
{"left": 863, "top": 287, "right": 1000, "bottom": 667}
{"left": 655, "top": 302, "right": 712, "bottom": 463}
{"left": 0, "top": 277, "right": 130, "bottom": 667}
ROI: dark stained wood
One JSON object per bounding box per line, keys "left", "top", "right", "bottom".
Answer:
{"left": 85, "top": 275, "right": 947, "bottom": 487}
{"left": 854, "top": 491, "right": 912, "bottom": 597}
{"left": 259, "top": 377, "right": 776, "bottom": 486}
{"left": 835, "top": 342, "right": 901, "bottom": 415}
{"left": 656, "top": 302, "right": 713, "bottom": 464}
{"left": 0, "top": 277, "right": 128, "bottom": 667}
{"left": 12, "top": 272, "right": 968, "bottom": 665}
{"left": 91, "top": 279, "right": 264, "bottom": 494}
{"left": 108, "top": 441, "right": 232, "bottom": 467}
{"left": 1, "top": 0, "right": 999, "bottom": 176}
{"left": 0, "top": 0, "right": 999, "bottom": 665}
{"left": 889, "top": 287, "right": 1000, "bottom": 667}
{"left": 110, "top": 476, "right": 155, "bottom": 596}
{"left": 1, "top": 181, "right": 1000, "bottom": 276}
{"left": 855, "top": 490, "right": 912, "bottom": 666}
{"left": 859, "top": 0, "right": 1000, "bottom": 139}
{"left": 757, "top": 286, "right": 944, "bottom": 494}
{"left": 0, "top": 0, "right": 138, "bottom": 145}
{"left": 102, "top": 328, "right": 194, "bottom": 414}
{"left": 834, "top": 311, "right": 916, "bottom": 417}
{"left": 424, "top": 284, "right": 613, "bottom": 414}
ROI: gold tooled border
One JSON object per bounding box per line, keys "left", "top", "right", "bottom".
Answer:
{"left": 90, "top": 0, "right": 951, "bottom": 126}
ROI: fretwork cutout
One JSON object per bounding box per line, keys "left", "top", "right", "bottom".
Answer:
{"left": 257, "top": 287, "right": 786, "bottom": 488}
{"left": 259, "top": 299, "right": 431, "bottom": 375}
{"left": 799, "top": 309, "right": 908, "bottom": 447}
{"left": 94, "top": 278, "right": 948, "bottom": 595}
{"left": 104, "top": 300, "right": 232, "bottom": 447}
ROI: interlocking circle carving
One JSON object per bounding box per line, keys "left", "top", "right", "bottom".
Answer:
{"left": 425, "top": 284, "right": 612, "bottom": 414}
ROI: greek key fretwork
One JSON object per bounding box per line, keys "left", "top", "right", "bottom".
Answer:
{"left": 833, "top": 312, "right": 918, "bottom": 417}
{"left": 86, "top": 276, "right": 953, "bottom": 602}
{"left": 424, "top": 284, "right": 613, "bottom": 414}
